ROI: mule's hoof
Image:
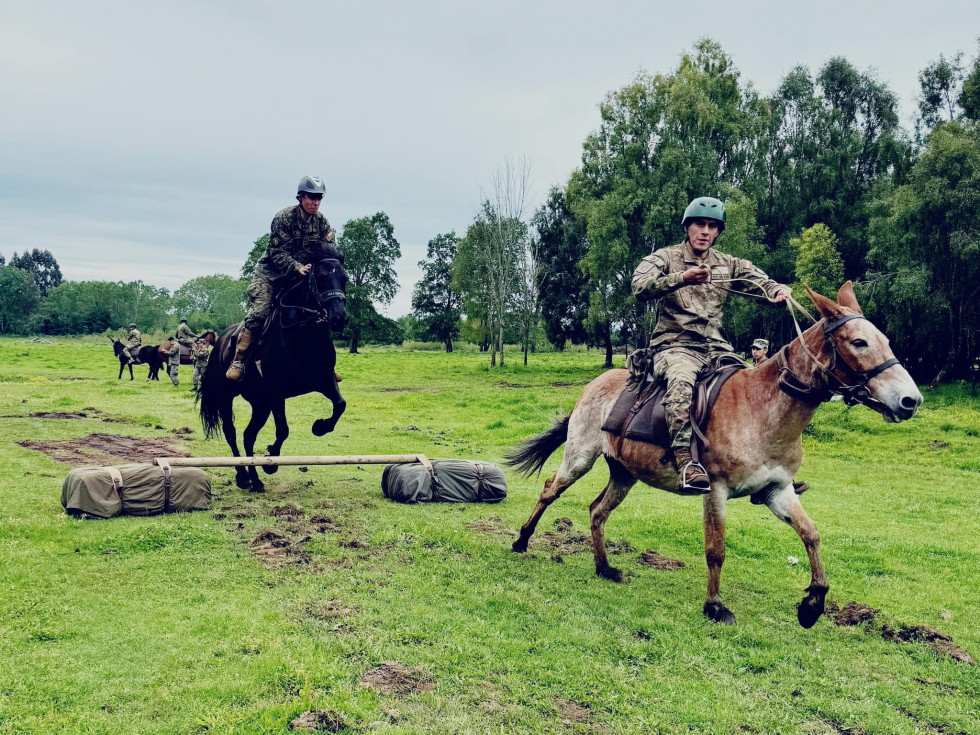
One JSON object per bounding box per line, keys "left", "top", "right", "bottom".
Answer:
{"left": 511, "top": 539, "right": 528, "bottom": 554}
{"left": 796, "top": 595, "right": 825, "bottom": 629}
{"left": 596, "top": 564, "right": 624, "bottom": 583}
{"left": 261, "top": 464, "right": 279, "bottom": 475}
{"left": 235, "top": 474, "right": 251, "bottom": 490}
{"left": 250, "top": 480, "right": 265, "bottom": 493}
{"left": 312, "top": 419, "right": 331, "bottom": 436}
{"left": 703, "top": 601, "right": 736, "bottom": 625}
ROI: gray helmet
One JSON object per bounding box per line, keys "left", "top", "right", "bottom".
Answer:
{"left": 180, "top": 317, "right": 187, "bottom": 323}
{"left": 297, "top": 175, "right": 326, "bottom": 196}
{"left": 129, "top": 323, "right": 137, "bottom": 329}
{"left": 681, "top": 197, "right": 726, "bottom": 233}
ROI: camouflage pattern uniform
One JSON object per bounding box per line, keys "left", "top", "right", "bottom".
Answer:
{"left": 192, "top": 342, "right": 209, "bottom": 389}
{"left": 176, "top": 321, "right": 198, "bottom": 350}
{"left": 244, "top": 205, "right": 337, "bottom": 330}
{"left": 632, "top": 242, "right": 785, "bottom": 449}
{"left": 122, "top": 327, "right": 141, "bottom": 363}
{"left": 163, "top": 340, "right": 180, "bottom": 386}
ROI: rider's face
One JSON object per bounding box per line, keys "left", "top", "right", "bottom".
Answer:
{"left": 686, "top": 219, "right": 720, "bottom": 255}
{"left": 300, "top": 193, "right": 322, "bottom": 217}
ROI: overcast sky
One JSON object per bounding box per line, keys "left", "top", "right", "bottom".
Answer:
{"left": 2, "top": 1, "right": 977, "bottom": 317}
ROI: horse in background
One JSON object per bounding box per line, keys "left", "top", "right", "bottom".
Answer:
{"left": 178, "top": 330, "right": 217, "bottom": 365}
{"left": 109, "top": 338, "right": 165, "bottom": 381}
{"left": 199, "top": 245, "right": 348, "bottom": 492}
{"left": 507, "top": 283, "right": 922, "bottom": 628}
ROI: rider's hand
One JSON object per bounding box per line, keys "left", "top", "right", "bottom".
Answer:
{"left": 771, "top": 287, "right": 791, "bottom": 303}
{"left": 298, "top": 263, "right": 312, "bottom": 276}
{"left": 682, "top": 266, "right": 710, "bottom": 285}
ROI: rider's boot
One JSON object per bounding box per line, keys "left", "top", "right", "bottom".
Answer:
{"left": 225, "top": 328, "right": 253, "bottom": 381}
{"left": 334, "top": 370, "right": 343, "bottom": 383}
{"left": 674, "top": 447, "right": 711, "bottom": 493}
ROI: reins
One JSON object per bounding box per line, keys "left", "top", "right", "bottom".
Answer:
{"left": 277, "top": 261, "right": 346, "bottom": 329}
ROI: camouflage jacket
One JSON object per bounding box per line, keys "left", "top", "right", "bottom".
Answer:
{"left": 125, "top": 328, "right": 141, "bottom": 349}
{"left": 193, "top": 345, "right": 209, "bottom": 368}
{"left": 632, "top": 242, "right": 785, "bottom": 352}
{"left": 177, "top": 323, "right": 197, "bottom": 342}
{"left": 255, "top": 205, "right": 336, "bottom": 284}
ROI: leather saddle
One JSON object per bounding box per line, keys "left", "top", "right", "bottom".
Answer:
{"left": 601, "top": 354, "right": 746, "bottom": 462}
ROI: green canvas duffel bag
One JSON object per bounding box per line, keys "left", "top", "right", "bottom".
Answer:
{"left": 62, "top": 463, "right": 211, "bottom": 518}
{"left": 381, "top": 457, "right": 507, "bottom": 504}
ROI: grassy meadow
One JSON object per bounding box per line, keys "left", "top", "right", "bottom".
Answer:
{"left": 0, "top": 337, "right": 978, "bottom": 734}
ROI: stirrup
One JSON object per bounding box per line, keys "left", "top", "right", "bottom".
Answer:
{"left": 680, "top": 461, "right": 711, "bottom": 493}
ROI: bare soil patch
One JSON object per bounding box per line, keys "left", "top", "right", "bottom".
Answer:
{"left": 360, "top": 661, "right": 436, "bottom": 696}
{"left": 310, "top": 514, "right": 342, "bottom": 533}
{"left": 465, "top": 517, "right": 517, "bottom": 537}
{"left": 272, "top": 504, "right": 305, "bottom": 519}
{"left": 496, "top": 380, "right": 531, "bottom": 388}
{"left": 881, "top": 624, "right": 975, "bottom": 665}
{"left": 30, "top": 411, "right": 90, "bottom": 419}
{"left": 20, "top": 433, "right": 188, "bottom": 466}
{"left": 554, "top": 698, "right": 591, "bottom": 726}
{"left": 382, "top": 387, "right": 440, "bottom": 393}
{"left": 540, "top": 517, "right": 635, "bottom": 558}
{"left": 288, "top": 710, "right": 346, "bottom": 732}
{"left": 251, "top": 528, "right": 311, "bottom": 568}
{"left": 306, "top": 599, "right": 358, "bottom": 620}
{"left": 637, "top": 550, "right": 685, "bottom": 570}
{"left": 828, "top": 600, "right": 878, "bottom": 626}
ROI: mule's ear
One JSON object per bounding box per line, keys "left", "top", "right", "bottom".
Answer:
{"left": 836, "top": 280, "right": 862, "bottom": 313}
{"left": 805, "top": 285, "right": 843, "bottom": 320}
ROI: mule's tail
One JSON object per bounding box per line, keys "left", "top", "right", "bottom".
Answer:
{"left": 505, "top": 414, "right": 570, "bottom": 477}
{"left": 198, "top": 354, "right": 228, "bottom": 440}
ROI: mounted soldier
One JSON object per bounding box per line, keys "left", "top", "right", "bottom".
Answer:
{"left": 122, "top": 323, "right": 141, "bottom": 365}
{"left": 176, "top": 318, "right": 198, "bottom": 351}
{"left": 750, "top": 338, "right": 770, "bottom": 365}
{"left": 631, "top": 197, "right": 791, "bottom": 492}
{"left": 226, "top": 175, "right": 339, "bottom": 381}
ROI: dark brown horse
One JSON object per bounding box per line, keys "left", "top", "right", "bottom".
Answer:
{"left": 507, "top": 283, "right": 922, "bottom": 627}
{"left": 199, "top": 247, "right": 348, "bottom": 492}
{"left": 109, "top": 338, "right": 164, "bottom": 380}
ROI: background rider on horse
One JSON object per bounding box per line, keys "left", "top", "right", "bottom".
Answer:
{"left": 226, "top": 175, "right": 339, "bottom": 382}
{"left": 631, "top": 196, "right": 791, "bottom": 492}
{"left": 121, "top": 323, "right": 141, "bottom": 365}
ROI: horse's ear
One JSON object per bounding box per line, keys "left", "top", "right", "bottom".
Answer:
{"left": 836, "top": 281, "right": 862, "bottom": 313}
{"left": 805, "top": 285, "right": 844, "bottom": 320}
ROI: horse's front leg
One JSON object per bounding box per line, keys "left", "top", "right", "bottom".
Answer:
{"left": 262, "top": 397, "right": 289, "bottom": 475}
{"left": 242, "top": 400, "right": 271, "bottom": 492}
{"left": 765, "top": 486, "right": 828, "bottom": 628}
{"left": 312, "top": 377, "right": 345, "bottom": 437}
{"left": 703, "top": 489, "right": 735, "bottom": 624}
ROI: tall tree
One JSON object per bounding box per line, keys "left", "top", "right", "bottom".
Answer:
{"left": 411, "top": 233, "right": 462, "bottom": 352}
{"left": 0, "top": 266, "right": 41, "bottom": 334}
{"left": 339, "top": 212, "right": 400, "bottom": 354}
{"left": 792, "top": 224, "right": 845, "bottom": 300}
{"left": 917, "top": 53, "right": 964, "bottom": 133}
{"left": 171, "top": 274, "right": 247, "bottom": 330}
{"left": 241, "top": 234, "right": 269, "bottom": 280}
{"left": 9, "top": 248, "right": 63, "bottom": 297}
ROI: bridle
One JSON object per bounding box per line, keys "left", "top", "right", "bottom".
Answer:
{"left": 278, "top": 258, "right": 346, "bottom": 327}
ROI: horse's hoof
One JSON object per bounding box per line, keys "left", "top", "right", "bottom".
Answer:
{"left": 703, "top": 601, "right": 736, "bottom": 625}
{"left": 511, "top": 538, "right": 528, "bottom": 554}
{"left": 262, "top": 464, "right": 278, "bottom": 475}
{"left": 596, "top": 564, "right": 624, "bottom": 583}
{"left": 250, "top": 481, "right": 265, "bottom": 493}
{"left": 235, "top": 474, "right": 251, "bottom": 490}
{"left": 797, "top": 594, "right": 826, "bottom": 629}
{"left": 312, "top": 419, "right": 331, "bottom": 436}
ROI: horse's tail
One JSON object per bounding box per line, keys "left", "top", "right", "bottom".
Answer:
{"left": 505, "top": 414, "right": 570, "bottom": 477}
{"left": 198, "top": 354, "right": 227, "bottom": 440}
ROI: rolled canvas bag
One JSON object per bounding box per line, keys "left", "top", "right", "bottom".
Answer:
{"left": 381, "top": 457, "right": 507, "bottom": 504}
{"left": 62, "top": 463, "right": 211, "bottom": 518}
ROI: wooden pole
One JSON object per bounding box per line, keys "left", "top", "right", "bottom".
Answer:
{"left": 153, "top": 454, "right": 429, "bottom": 468}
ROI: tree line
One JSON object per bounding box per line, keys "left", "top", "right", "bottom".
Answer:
{"left": 3, "top": 38, "right": 979, "bottom": 382}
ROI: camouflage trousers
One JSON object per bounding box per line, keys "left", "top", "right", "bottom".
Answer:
{"left": 192, "top": 364, "right": 206, "bottom": 389}
{"left": 243, "top": 276, "right": 274, "bottom": 330}
{"left": 652, "top": 346, "right": 728, "bottom": 449}
{"left": 165, "top": 346, "right": 180, "bottom": 386}
{"left": 122, "top": 347, "right": 138, "bottom": 363}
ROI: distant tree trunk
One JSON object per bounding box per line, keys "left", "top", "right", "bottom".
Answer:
{"left": 444, "top": 337, "right": 453, "bottom": 353}
{"left": 349, "top": 330, "right": 360, "bottom": 355}
{"left": 603, "top": 323, "right": 613, "bottom": 369}
{"left": 498, "top": 322, "right": 505, "bottom": 367}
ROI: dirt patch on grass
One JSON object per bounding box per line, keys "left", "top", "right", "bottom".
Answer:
{"left": 307, "top": 599, "right": 358, "bottom": 620}
{"left": 251, "top": 528, "right": 311, "bottom": 568}
{"left": 272, "top": 504, "right": 305, "bottom": 519}
{"left": 30, "top": 411, "right": 90, "bottom": 419}
{"left": 827, "top": 600, "right": 878, "bottom": 626}
{"left": 288, "top": 710, "right": 346, "bottom": 732}
{"left": 382, "top": 387, "right": 440, "bottom": 393}
{"left": 496, "top": 381, "right": 531, "bottom": 389}
{"left": 20, "top": 433, "right": 189, "bottom": 466}
{"left": 881, "top": 624, "right": 975, "bottom": 665}
{"left": 539, "top": 517, "right": 635, "bottom": 559}
{"left": 637, "top": 550, "right": 685, "bottom": 570}
{"left": 310, "top": 514, "right": 342, "bottom": 533}
{"left": 466, "top": 517, "right": 517, "bottom": 537}
{"left": 554, "top": 698, "right": 591, "bottom": 726}
{"left": 360, "top": 661, "right": 436, "bottom": 696}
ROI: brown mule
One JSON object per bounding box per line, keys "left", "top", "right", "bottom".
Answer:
{"left": 507, "top": 283, "right": 922, "bottom": 627}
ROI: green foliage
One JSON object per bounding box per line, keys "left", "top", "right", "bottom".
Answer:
{"left": 411, "top": 232, "right": 462, "bottom": 352}
{"left": 8, "top": 248, "right": 63, "bottom": 297}
{"left": 792, "top": 223, "right": 845, "bottom": 299}
{"left": 338, "top": 212, "right": 401, "bottom": 353}
{"left": 0, "top": 266, "right": 41, "bottom": 333}
{"left": 34, "top": 280, "right": 171, "bottom": 335}
{"left": 170, "top": 274, "right": 247, "bottom": 331}
{"left": 241, "top": 234, "right": 269, "bottom": 280}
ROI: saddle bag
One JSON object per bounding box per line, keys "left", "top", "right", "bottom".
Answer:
{"left": 62, "top": 463, "right": 212, "bottom": 519}
{"left": 381, "top": 458, "right": 507, "bottom": 504}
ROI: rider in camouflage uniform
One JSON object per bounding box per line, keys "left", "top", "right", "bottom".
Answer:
{"left": 176, "top": 318, "right": 198, "bottom": 350}
{"left": 192, "top": 338, "right": 209, "bottom": 390}
{"left": 226, "top": 175, "right": 337, "bottom": 381}
{"left": 631, "top": 197, "right": 791, "bottom": 492}
{"left": 750, "top": 338, "right": 770, "bottom": 365}
{"left": 163, "top": 337, "right": 180, "bottom": 386}
{"left": 122, "top": 323, "right": 141, "bottom": 364}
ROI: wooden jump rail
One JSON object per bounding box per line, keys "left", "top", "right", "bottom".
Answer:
{"left": 153, "top": 454, "right": 430, "bottom": 469}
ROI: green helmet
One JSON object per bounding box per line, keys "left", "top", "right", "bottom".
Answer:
{"left": 681, "top": 197, "right": 726, "bottom": 233}
{"left": 129, "top": 323, "right": 137, "bottom": 329}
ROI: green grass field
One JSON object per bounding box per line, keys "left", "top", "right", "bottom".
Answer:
{"left": 1, "top": 337, "right": 978, "bottom": 734}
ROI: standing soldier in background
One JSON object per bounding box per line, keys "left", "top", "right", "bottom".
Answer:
{"left": 632, "top": 197, "right": 791, "bottom": 492}
{"left": 122, "top": 323, "right": 141, "bottom": 365}
{"left": 163, "top": 336, "right": 180, "bottom": 387}
{"left": 226, "top": 175, "right": 337, "bottom": 382}
{"left": 750, "top": 338, "right": 770, "bottom": 365}
{"left": 176, "top": 318, "right": 198, "bottom": 352}
{"left": 191, "top": 337, "right": 210, "bottom": 390}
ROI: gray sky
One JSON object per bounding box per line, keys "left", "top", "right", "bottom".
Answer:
{"left": 2, "top": 1, "right": 977, "bottom": 317}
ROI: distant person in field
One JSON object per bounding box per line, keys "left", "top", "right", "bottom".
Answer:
{"left": 192, "top": 337, "right": 209, "bottom": 390}
{"left": 750, "top": 338, "right": 770, "bottom": 365}
{"left": 226, "top": 175, "right": 339, "bottom": 382}
{"left": 631, "top": 196, "right": 792, "bottom": 492}
{"left": 176, "top": 318, "right": 198, "bottom": 351}
{"left": 122, "top": 323, "right": 141, "bottom": 365}
{"left": 163, "top": 336, "right": 180, "bottom": 386}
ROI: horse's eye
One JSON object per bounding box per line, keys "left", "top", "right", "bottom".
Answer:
{"left": 851, "top": 339, "right": 868, "bottom": 348}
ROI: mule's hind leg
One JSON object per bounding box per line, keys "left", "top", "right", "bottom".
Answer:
{"left": 512, "top": 441, "right": 600, "bottom": 553}
{"left": 218, "top": 401, "right": 251, "bottom": 490}
{"left": 764, "top": 486, "right": 828, "bottom": 628}
{"left": 703, "top": 490, "right": 736, "bottom": 625}
{"left": 590, "top": 458, "right": 637, "bottom": 583}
